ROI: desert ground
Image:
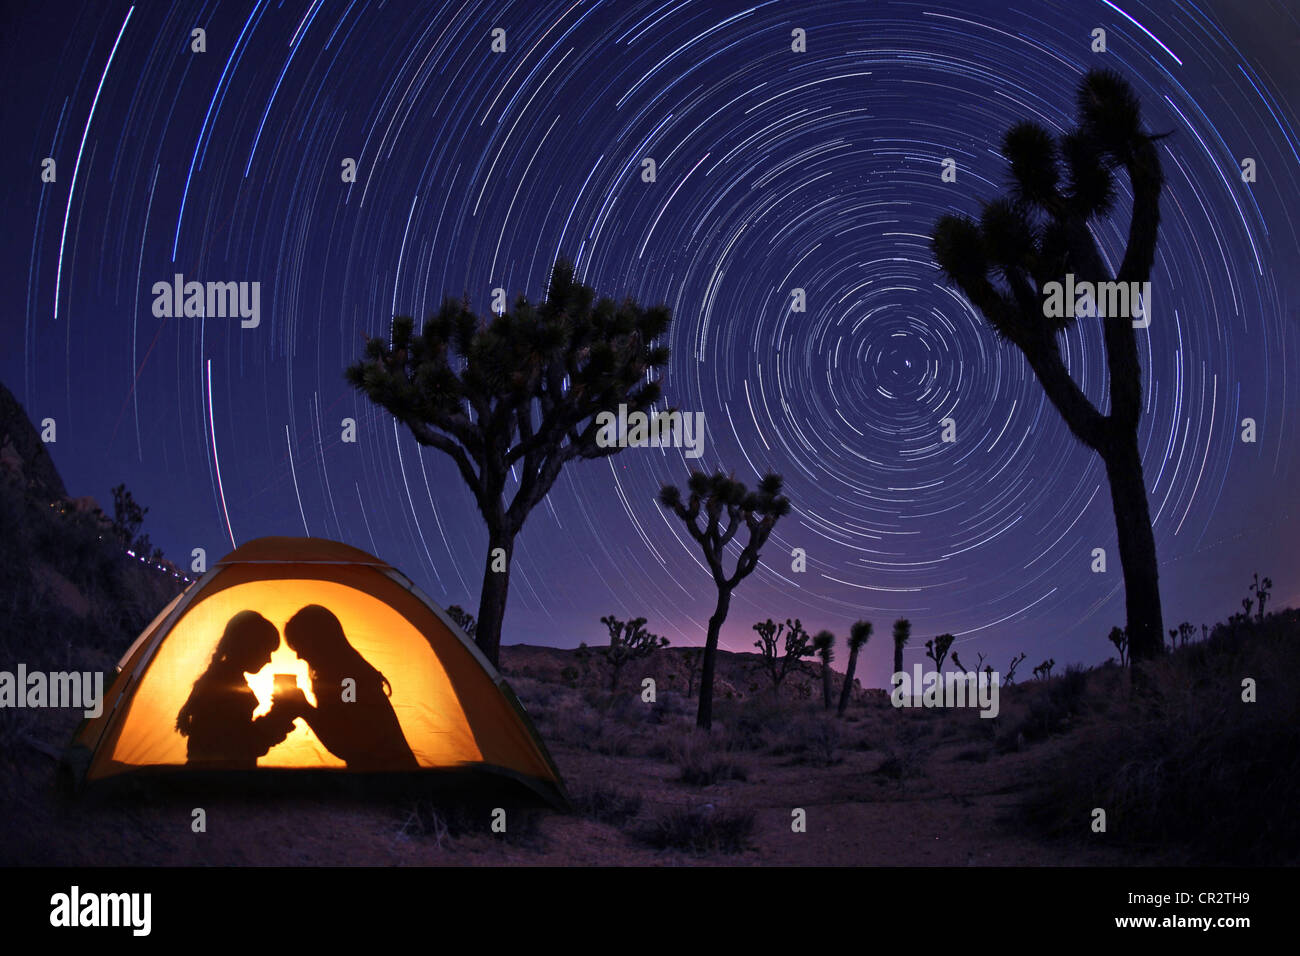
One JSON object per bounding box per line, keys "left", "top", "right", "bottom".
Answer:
{"left": 7, "top": 626, "right": 1293, "bottom": 867}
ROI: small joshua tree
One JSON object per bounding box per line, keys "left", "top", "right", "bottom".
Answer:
{"left": 924, "top": 634, "right": 954, "bottom": 672}
{"left": 950, "top": 649, "right": 987, "bottom": 675}
{"left": 838, "top": 620, "right": 872, "bottom": 716}
{"left": 812, "top": 630, "right": 836, "bottom": 711}
{"left": 600, "top": 615, "right": 669, "bottom": 692}
{"left": 1108, "top": 625, "right": 1128, "bottom": 667}
{"left": 1033, "top": 658, "right": 1056, "bottom": 681}
{"left": 575, "top": 642, "right": 594, "bottom": 681}
{"left": 1005, "top": 652, "right": 1028, "bottom": 686}
{"left": 446, "top": 604, "right": 477, "bottom": 638}
{"left": 659, "top": 470, "right": 790, "bottom": 730}
{"left": 1250, "top": 573, "right": 1272, "bottom": 622}
{"left": 891, "top": 618, "right": 912, "bottom": 678}
{"left": 682, "top": 647, "right": 703, "bottom": 698}
{"left": 753, "top": 617, "right": 814, "bottom": 696}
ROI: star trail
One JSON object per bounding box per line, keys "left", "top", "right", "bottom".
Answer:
{"left": 3, "top": 0, "right": 1298, "bottom": 684}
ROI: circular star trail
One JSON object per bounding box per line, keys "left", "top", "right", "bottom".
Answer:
{"left": 4, "top": 0, "right": 1298, "bottom": 682}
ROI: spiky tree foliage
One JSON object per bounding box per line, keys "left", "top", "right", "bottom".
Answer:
{"left": 1250, "top": 573, "right": 1272, "bottom": 622}
{"left": 837, "top": 620, "right": 872, "bottom": 716}
{"left": 600, "top": 614, "right": 669, "bottom": 692}
{"left": 1032, "top": 658, "right": 1056, "bottom": 681}
{"left": 812, "top": 630, "right": 836, "bottom": 711}
{"left": 347, "top": 258, "right": 671, "bottom": 666}
{"left": 1108, "top": 625, "right": 1128, "bottom": 667}
{"left": 925, "top": 633, "right": 954, "bottom": 672}
{"left": 891, "top": 618, "right": 911, "bottom": 679}
{"left": 110, "top": 483, "right": 162, "bottom": 563}
{"left": 658, "top": 470, "right": 791, "bottom": 729}
{"left": 753, "top": 617, "right": 814, "bottom": 695}
{"left": 445, "top": 604, "right": 477, "bottom": 638}
{"left": 1005, "top": 652, "right": 1028, "bottom": 685}
{"left": 930, "top": 69, "right": 1168, "bottom": 665}
{"left": 950, "top": 649, "right": 987, "bottom": 675}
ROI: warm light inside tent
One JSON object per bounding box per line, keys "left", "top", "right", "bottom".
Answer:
{"left": 110, "top": 578, "right": 483, "bottom": 770}
{"left": 246, "top": 651, "right": 317, "bottom": 717}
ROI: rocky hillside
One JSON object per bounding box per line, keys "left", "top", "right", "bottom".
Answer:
{"left": 0, "top": 380, "right": 185, "bottom": 665}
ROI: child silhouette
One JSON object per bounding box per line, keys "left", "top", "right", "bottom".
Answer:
{"left": 176, "top": 610, "right": 298, "bottom": 768}
{"left": 276, "top": 604, "right": 418, "bottom": 771}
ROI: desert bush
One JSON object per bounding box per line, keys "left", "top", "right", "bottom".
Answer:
{"left": 671, "top": 732, "right": 748, "bottom": 785}
{"left": 572, "top": 785, "right": 643, "bottom": 826}
{"left": 636, "top": 805, "right": 755, "bottom": 854}
{"left": 715, "top": 696, "right": 788, "bottom": 751}
{"left": 999, "top": 664, "right": 1089, "bottom": 750}
{"left": 1021, "top": 613, "right": 1300, "bottom": 863}
{"left": 768, "top": 715, "right": 840, "bottom": 765}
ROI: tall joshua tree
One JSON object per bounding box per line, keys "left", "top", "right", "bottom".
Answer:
{"left": 812, "top": 630, "right": 836, "bottom": 710}
{"left": 837, "top": 619, "right": 872, "bottom": 716}
{"left": 931, "top": 69, "right": 1166, "bottom": 663}
{"left": 891, "top": 618, "right": 911, "bottom": 678}
{"left": 347, "top": 258, "right": 670, "bottom": 666}
{"left": 658, "top": 470, "right": 790, "bottom": 729}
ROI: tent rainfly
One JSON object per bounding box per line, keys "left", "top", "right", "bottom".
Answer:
{"left": 63, "top": 536, "right": 567, "bottom": 808}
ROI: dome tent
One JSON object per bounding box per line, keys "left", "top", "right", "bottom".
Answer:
{"left": 63, "top": 536, "right": 567, "bottom": 809}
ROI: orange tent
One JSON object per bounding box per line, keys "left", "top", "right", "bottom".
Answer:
{"left": 64, "top": 536, "right": 566, "bottom": 808}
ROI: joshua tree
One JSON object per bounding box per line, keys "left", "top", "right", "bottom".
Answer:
{"left": 599, "top": 615, "right": 669, "bottom": 692}
{"left": 347, "top": 258, "right": 671, "bottom": 666}
{"left": 1108, "top": 625, "right": 1128, "bottom": 667}
{"left": 1167, "top": 620, "right": 1195, "bottom": 650}
{"left": 753, "top": 617, "right": 814, "bottom": 696}
{"left": 659, "top": 470, "right": 790, "bottom": 730}
{"left": 1005, "top": 652, "right": 1028, "bottom": 686}
{"left": 574, "top": 642, "right": 593, "bottom": 681}
{"left": 682, "top": 647, "right": 703, "bottom": 698}
{"left": 1033, "top": 658, "right": 1056, "bottom": 681}
{"left": 950, "top": 649, "right": 987, "bottom": 674}
{"left": 1250, "top": 573, "right": 1272, "bottom": 622}
{"left": 924, "top": 633, "right": 954, "bottom": 671}
{"left": 931, "top": 69, "right": 1168, "bottom": 664}
{"left": 891, "top": 618, "right": 912, "bottom": 678}
{"left": 445, "top": 604, "right": 477, "bottom": 638}
{"left": 812, "top": 630, "right": 836, "bottom": 710}
{"left": 838, "top": 620, "right": 872, "bottom": 716}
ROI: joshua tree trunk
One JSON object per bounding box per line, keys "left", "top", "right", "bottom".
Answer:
{"left": 1102, "top": 430, "right": 1163, "bottom": 663}
{"left": 838, "top": 645, "right": 861, "bottom": 716}
{"left": 892, "top": 642, "right": 904, "bottom": 680}
{"left": 476, "top": 525, "right": 514, "bottom": 668}
{"left": 697, "top": 588, "right": 731, "bottom": 730}
{"left": 821, "top": 661, "right": 834, "bottom": 710}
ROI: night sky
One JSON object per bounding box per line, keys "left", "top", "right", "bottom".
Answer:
{"left": 3, "top": 0, "right": 1298, "bottom": 686}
